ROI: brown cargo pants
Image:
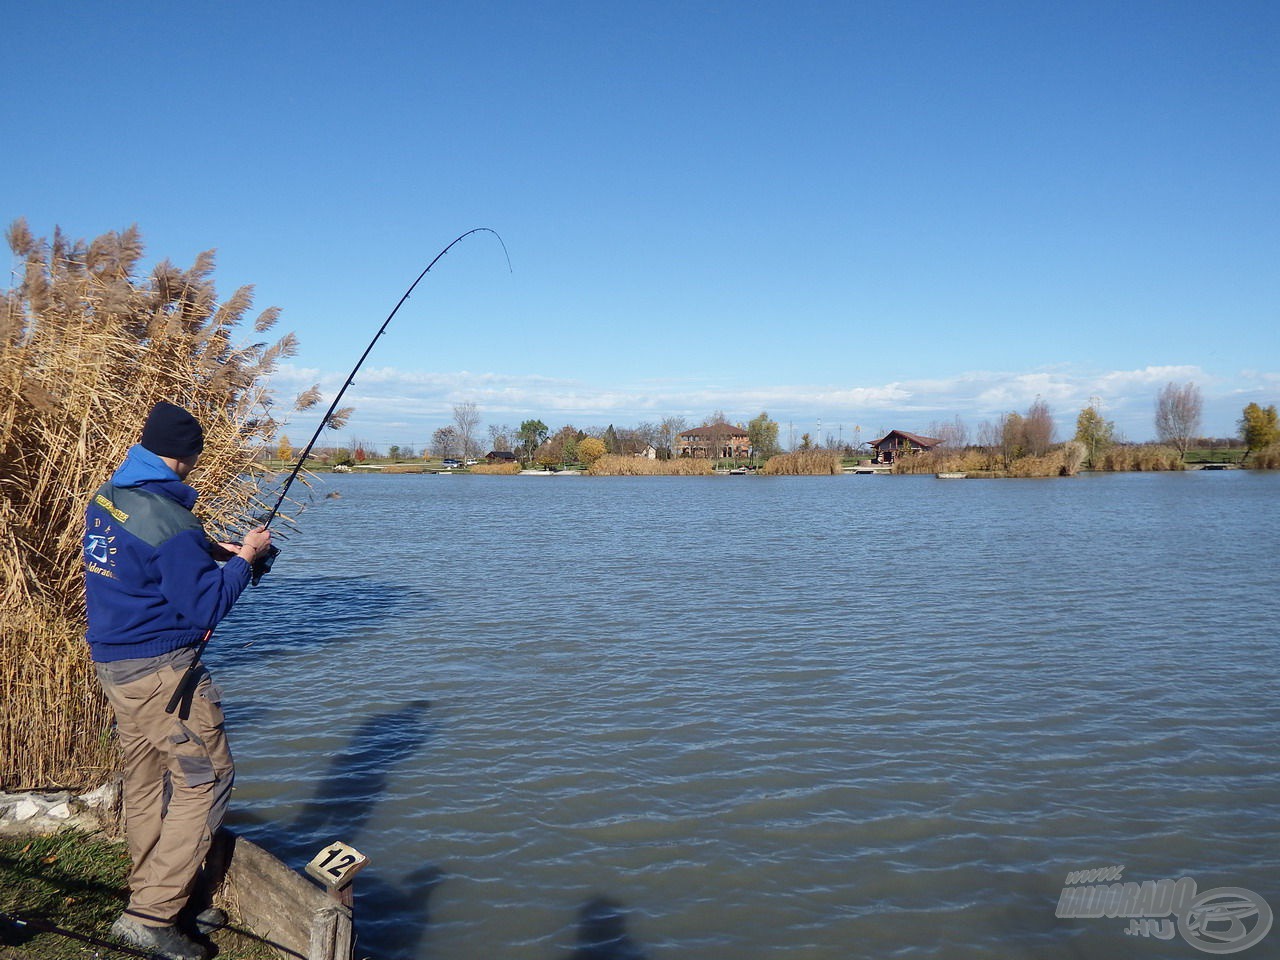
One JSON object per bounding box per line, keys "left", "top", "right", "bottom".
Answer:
{"left": 97, "top": 660, "right": 234, "bottom": 926}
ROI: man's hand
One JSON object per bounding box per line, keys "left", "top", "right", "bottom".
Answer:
{"left": 235, "top": 527, "right": 272, "bottom": 564}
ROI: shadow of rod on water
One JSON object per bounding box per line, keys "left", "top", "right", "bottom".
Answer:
{"left": 226, "top": 698, "right": 440, "bottom": 960}
{"left": 571, "top": 896, "right": 649, "bottom": 960}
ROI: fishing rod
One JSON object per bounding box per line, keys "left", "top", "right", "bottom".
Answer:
{"left": 165, "top": 227, "right": 511, "bottom": 717}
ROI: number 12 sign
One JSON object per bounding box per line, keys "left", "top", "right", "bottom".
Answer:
{"left": 305, "top": 841, "right": 369, "bottom": 890}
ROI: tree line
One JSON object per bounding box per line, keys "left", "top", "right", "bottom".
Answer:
{"left": 277, "top": 383, "right": 1279, "bottom": 470}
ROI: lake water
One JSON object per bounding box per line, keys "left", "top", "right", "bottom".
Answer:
{"left": 215, "top": 471, "right": 1280, "bottom": 959}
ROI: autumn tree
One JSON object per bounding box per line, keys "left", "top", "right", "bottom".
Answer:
{"left": 1074, "top": 402, "right": 1115, "bottom": 467}
{"left": 277, "top": 433, "right": 292, "bottom": 461}
{"left": 1024, "top": 398, "right": 1055, "bottom": 457}
{"left": 748, "top": 411, "right": 781, "bottom": 460}
{"left": 578, "top": 437, "right": 607, "bottom": 466}
{"left": 542, "top": 425, "right": 580, "bottom": 465}
{"left": 1154, "top": 382, "right": 1202, "bottom": 457}
{"left": 1000, "top": 412, "right": 1025, "bottom": 466}
{"left": 1239, "top": 402, "right": 1279, "bottom": 458}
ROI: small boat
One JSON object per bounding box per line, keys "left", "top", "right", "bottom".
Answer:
{"left": 936, "top": 472, "right": 967, "bottom": 479}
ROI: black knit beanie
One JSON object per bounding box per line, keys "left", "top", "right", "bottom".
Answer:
{"left": 140, "top": 402, "right": 204, "bottom": 459}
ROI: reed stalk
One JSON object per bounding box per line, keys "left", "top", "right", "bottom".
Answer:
{"left": 761, "top": 451, "right": 842, "bottom": 475}
{"left": 587, "top": 455, "right": 714, "bottom": 476}
{"left": 1, "top": 220, "right": 317, "bottom": 789}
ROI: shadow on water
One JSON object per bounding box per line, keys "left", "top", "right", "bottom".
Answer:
{"left": 228, "top": 699, "right": 441, "bottom": 960}
{"left": 213, "top": 573, "right": 435, "bottom": 668}
{"left": 569, "top": 897, "right": 649, "bottom": 960}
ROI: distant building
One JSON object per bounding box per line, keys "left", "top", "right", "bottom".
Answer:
{"left": 676, "top": 422, "right": 752, "bottom": 459}
{"left": 617, "top": 439, "right": 658, "bottom": 459}
{"left": 485, "top": 450, "right": 518, "bottom": 462}
{"left": 868, "top": 430, "right": 943, "bottom": 464}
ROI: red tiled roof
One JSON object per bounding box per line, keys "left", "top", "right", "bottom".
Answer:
{"left": 678, "top": 422, "right": 749, "bottom": 439}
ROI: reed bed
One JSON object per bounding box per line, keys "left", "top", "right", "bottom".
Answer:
{"left": 1096, "top": 444, "right": 1185, "bottom": 472}
{"left": 890, "top": 448, "right": 1000, "bottom": 475}
{"left": 469, "top": 461, "right": 522, "bottom": 475}
{"left": 2, "top": 220, "right": 317, "bottom": 789}
{"left": 587, "top": 455, "right": 714, "bottom": 476}
{"left": 893, "top": 443, "right": 1087, "bottom": 477}
{"left": 761, "top": 451, "right": 842, "bottom": 475}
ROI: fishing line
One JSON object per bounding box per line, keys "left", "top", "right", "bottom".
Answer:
{"left": 164, "top": 227, "right": 511, "bottom": 716}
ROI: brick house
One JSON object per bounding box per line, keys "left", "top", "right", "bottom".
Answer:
{"left": 676, "top": 422, "right": 752, "bottom": 459}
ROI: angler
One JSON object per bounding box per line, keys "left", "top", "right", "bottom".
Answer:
{"left": 84, "top": 401, "right": 272, "bottom": 960}
{"left": 82, "top": 229, "right": 507, "bottom": 960}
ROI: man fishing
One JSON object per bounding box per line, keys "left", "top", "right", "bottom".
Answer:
{"left": 83, "top": 401, "right": 271, "bottom": 960}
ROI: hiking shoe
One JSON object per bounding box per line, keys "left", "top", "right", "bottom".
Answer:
{"left": 193, "top": 906, "right": 228, "bottom": 935}
{"left": 111, "top": 914, "right": 208, "bottom": 960}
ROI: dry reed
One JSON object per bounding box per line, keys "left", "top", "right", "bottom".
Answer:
{"left": 761, "top": 451, "right": 842, "bottom": 475}
{"left": 1096, "top": 444, "right": 1185, "bottom": 472}
{"left": 2, "top": 219, "right": 316, "bottom": 789}
{"left": 469, "top": 461, "right": 522, "bottom": 475}
{"left": 894, "top": 443, "right": 1087, "bottom": 477}
{"left": 587, "top": 455, "right": 713, "bottom": 476}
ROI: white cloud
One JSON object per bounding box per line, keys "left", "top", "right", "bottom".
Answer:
{"left": 266, "top": 361, "right": 1272, "bottom": 445}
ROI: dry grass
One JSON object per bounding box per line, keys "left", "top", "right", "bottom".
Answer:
{"left": 761, "top": 451, "right": 842, "bottom": 475}
{"left": 468, "top": 461, "right": 522, "bottom": 475}
{"left": 894, "top": 443, "right": 1087, "bottom": 477}
{"left": 2, "top": 220, "right": 312, "bottom": 789}
{"left": 587, "top": 455, "right": 713, "bottom": 476}
{"left": 891, "top": 448, "right": 1000, "bottom": 475}
{"left": 1096, "top": 444, "right": 1185, "bottom": 472}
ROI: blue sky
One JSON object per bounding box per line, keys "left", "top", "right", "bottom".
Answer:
{"left": 5, "top": 1, "right": 1277, "bottom": 450}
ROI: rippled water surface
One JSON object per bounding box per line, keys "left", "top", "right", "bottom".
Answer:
{"left": 215, "top": 472, "right": 1280, "bottom": 959}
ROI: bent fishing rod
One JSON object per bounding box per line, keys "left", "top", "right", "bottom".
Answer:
{"left": 165, "top": 227, "right": 511, "bottom": 717}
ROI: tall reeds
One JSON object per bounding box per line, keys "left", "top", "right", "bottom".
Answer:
{"left": 1096, "top": 445, "right": 1185, "bottom": 472}
{"left": 468, "top": 461, "right": 522, "bottom": 474}
{"left": 2, "top": 220, "right": 316, "bottom": 789}
{"left": 587, "top": 455, "right": 713, "bottom": 476}
{"left": 761, "top": 451, "right": 842, "bottom": 475}
{"left": 894, "top": 442, "right": 1088, "bottom": 477}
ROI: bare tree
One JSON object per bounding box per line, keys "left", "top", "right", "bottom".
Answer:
{"left": 1023, "top": 398, "right": 1055, "bottom": 457}
{"left": 929, "top": 415, "right": 969, "bottom": 448}
{"left": 452, "top": 401, "right": 481, "bottom": 461}
{"left": 488, "top": 423, "right": 513, "bottom": 452}
{"left": 655, "top": 416, "right": 687, "bottom": 457}
{"left": 1155, "top": 382, "right": 1202, "bottom": 457}
{"left": 431, "top": 426, "right": 458, "bottom": 459}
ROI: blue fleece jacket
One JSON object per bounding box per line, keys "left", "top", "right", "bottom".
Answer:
{"left": 83, "top": 444, "right": 253, "bottom": 663}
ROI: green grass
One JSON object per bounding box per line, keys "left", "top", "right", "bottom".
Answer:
{"left": 1183, "top": 447, "right": 1246, "bottom": 464}
{"left": 0, "top": 831, "right": 274, "bottom": 959}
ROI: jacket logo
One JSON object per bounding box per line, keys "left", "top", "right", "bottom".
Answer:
{"left": 94, "top": 493, "right": 129, "bottom": 523}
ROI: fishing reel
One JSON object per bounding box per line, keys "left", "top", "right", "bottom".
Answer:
{"left": 251, "top": 544, "right": 281, "bottom": 586}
